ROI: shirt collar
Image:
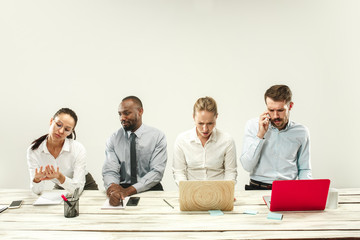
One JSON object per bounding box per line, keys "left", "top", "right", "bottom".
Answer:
{"left": 190, "top": 127, "right": 218, "bottom": 143}
{"left": 42, "top": 137, "right": 70, "bottom": 154}
{"left": 209, "top": 128, "right": 218, "bottom": 142}
{"left": 269, "top": 119, "right": 293, "bottom": 132}
{"left": 125, "top": 124, "right": 145, "bottom": 139}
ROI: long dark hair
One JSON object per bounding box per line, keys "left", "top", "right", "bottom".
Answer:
{"left": 31, "top": 108, "right": 78, "bottom": 150}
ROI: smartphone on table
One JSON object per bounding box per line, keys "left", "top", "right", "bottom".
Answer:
{"left": 8, "top": 200, "right": 23, "bottom": 209}
{"left": 126, "top": 197, "right": 140, "bottom": 206}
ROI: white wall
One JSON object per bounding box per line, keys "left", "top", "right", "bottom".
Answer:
{"left": 1, "top": 0, "right": 359, "bottom": 191}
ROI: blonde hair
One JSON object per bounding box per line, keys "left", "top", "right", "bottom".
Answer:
{"left": 193, "top": 97, "right": 218, "bottom": 116}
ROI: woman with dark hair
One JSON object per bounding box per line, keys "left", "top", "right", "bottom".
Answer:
{"left": 27, "top": 108, "right": 98, "bottom": 195}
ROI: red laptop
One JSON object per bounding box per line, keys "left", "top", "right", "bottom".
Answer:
{"left": 263, "top": 179, "right": 330, "bottom": 211}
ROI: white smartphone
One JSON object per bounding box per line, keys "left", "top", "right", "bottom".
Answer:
{"left": 8, "top": 200, "right": 23, "bottom": 209}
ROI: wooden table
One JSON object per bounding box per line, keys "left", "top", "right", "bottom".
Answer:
{"left": 0, "top": 189, "right": 359, "bottom": 239}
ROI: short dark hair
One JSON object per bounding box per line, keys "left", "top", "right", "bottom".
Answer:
{"left": 122, "top": 96, "right": 143, "bottom": 108}
{"left": 264, "top": 85, "right": 292, "bottom": 104}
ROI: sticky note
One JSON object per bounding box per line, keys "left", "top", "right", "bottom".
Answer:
{"left": 267, "top": 212, "right": 283, "bottom": 220}
{"left": 208, "top": 210, "right": 224, "bottom": 216}
{"left": 243, "top": 210, "right": 258, "bottom": 215}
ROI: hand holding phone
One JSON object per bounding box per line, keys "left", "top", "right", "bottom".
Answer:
{"left": 257, "top": 112, "right": 271, "bottom": 139}
{"left": 9, "top": 200, "right": 23, "bottom": 209}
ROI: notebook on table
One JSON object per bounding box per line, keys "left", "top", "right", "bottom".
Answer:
{"left": 263, "top": 179, "right": 330, "bottom": 212}
{"left": 33, "top": 190, "right": 68, "bottom": 206}
{"left": 179, "top": 180, "right": 235, "bottom": 211}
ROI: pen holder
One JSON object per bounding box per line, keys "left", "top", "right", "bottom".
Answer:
{"left": 64, "top": 198, "right": 79, "bottom": 218}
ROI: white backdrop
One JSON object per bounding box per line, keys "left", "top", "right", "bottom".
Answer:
{"left": 1, "top": 0, "right": 359, "bottom": 191}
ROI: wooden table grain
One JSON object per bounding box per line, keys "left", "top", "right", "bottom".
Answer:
{"left": 0, "top": 188, "right": 359, "bottom": 239}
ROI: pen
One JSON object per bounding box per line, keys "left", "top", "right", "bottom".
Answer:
{"left": 163, "top": 199, "right": 174, "bottom": 209}
{"left": 0, "top": 206, "right": 8, "bottom": 213}
{"left": 110, "top": 191, "right": 123, "bottom": 206}
{"left": 61, "top": 194, "right": 73, "bottom": 207}
{"left": 73, "top": 187, "right": 80, "bottom": 201}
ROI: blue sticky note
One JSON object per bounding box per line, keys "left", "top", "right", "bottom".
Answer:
{"left": 243, "top": 210, "right": 258, "bottom": 215}
{"left": 208, "top": 210, "right": 224, "bottom": 216}
{"left": 267, "top": 212, "right": 283, "bottom": 220}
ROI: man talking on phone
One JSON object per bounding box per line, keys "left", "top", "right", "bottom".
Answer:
{"left": 240, "top": 85, "right": 312, "bottom": 190}
{"left": 102, "top": 96, "right": 167, "bottom": 206}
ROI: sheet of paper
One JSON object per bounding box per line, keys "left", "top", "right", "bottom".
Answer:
{"left": 101, "top": 197, "right": 130, "bottom": 209}
{"left": 33, "top": 190, "right": 68, "bottom": 206}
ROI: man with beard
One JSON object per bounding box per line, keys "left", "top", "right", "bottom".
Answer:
{"left": 240, "top": 85, "right": 312, "bottom": 190}
{"left": 102, "top": 96, "right": 167, "bottom": 206}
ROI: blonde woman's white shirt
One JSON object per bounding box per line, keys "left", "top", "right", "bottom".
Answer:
{"left": 172, "top": 127, "right": 237, "bottom": 185}
{"left": 27, "top": 138, "right": 87, "bottom": 195}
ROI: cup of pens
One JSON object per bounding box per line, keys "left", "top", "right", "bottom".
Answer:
{"left": 62, "top": 194, "right": 79, "bottom": 218}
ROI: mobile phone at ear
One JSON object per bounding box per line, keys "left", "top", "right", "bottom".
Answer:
{"left": 9, "top": 200, "right": 23, "bottom": 209}
{"left": 126, "top": 197, "right": 140, "bottom": 206}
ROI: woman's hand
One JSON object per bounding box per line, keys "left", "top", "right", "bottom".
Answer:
{"left": 43, "top": 165, "right": 59, "bottom": 179}
{"left": 33, "top": 166, "right": 46, "bottom": 183}
{"left": 34, "top": 165, "right": 65, "bottom": 184}
{"left": 44, "top": 165, "right": 65, "bottom": 184}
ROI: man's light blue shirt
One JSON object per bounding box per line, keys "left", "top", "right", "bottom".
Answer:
{"left": 102, "top": 124, "right": 167, "bottom": 193}
{"left": 240, "top": 118, "right": 312, "bottom": 184}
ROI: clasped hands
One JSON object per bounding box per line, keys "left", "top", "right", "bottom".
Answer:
{"left": 107, "top": 183, "right": 136, "bottom": 206}
{"left": 33, "top": 165, "right": 65, "bottom": 184}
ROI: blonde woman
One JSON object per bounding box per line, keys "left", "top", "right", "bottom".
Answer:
{"left": 173, "top": 97, "right": 237, "bottom": 185}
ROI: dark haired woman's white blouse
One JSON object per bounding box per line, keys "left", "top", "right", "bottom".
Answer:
{"left": 26, "top": 138, "right": 87, "bottom": 195}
